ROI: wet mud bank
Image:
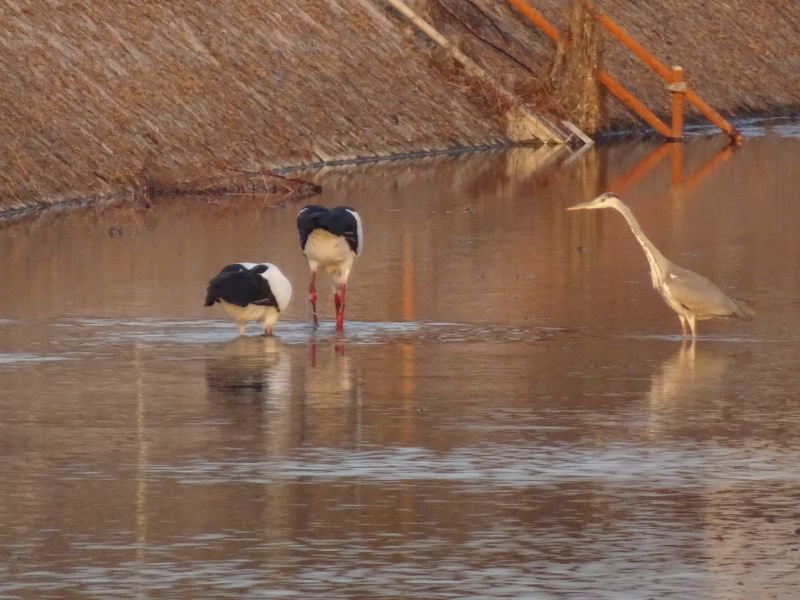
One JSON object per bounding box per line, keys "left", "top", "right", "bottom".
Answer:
{"left": 0, "top": 0, "right": 797, "bottom": 215}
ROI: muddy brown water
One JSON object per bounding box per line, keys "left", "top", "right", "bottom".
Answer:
{"left": 2, "top": 121, "right": 800, "bottom": 598}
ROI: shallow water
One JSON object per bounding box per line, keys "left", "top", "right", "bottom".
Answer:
{"left": 2, "top": 121, "right": 800, "bottom": 599}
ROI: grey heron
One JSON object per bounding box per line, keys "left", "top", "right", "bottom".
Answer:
{"left": 297, "top": 205, "right": 363, "bottom": 331}
{"left": 567, "top": 192, "right": 754, "bottom": 339}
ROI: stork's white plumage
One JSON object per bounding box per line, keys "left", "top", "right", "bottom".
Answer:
{"left": 297, "top": 205, "right": 363, "bottom": 331}
{"left": 205, "top": 262, "right": 292, "bottom": 336}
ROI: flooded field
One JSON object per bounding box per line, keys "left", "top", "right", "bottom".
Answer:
{"left": 2, "top": 121, "right": 800, "bottom": 598}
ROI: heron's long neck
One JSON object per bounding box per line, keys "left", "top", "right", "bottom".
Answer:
{"left": 612, "top": 203, "right": 669, "bottom": 284}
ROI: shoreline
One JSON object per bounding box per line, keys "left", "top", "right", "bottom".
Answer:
{"left": 3, "top": 114, "right": 799, "bottom": 223}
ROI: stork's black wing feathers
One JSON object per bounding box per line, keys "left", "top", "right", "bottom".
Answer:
{"left": 297, "top": 205, "right": 360, "bottom": 254}
{"left": 204, "top": 264, "right": 278, "bottom": 309}
{"left": 329, "top": 206, "right": 360, "bottom": 254}
{"left": 297, "top": 205, "right": 328, "bottom": 252}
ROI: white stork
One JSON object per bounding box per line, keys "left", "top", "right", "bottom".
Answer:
{"left": 204, "top": 262, "right": 292, "bottom": 336}
{"left": 296, "top": 205, "right": 363, "bottom": 331}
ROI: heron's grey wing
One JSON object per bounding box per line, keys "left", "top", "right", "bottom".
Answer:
{"left": 662, "top": 266, "right": 741, "bottom": 318}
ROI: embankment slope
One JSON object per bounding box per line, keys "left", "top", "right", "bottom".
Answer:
{"left": 0, "top": 0, "right": 797, "bottom": 212}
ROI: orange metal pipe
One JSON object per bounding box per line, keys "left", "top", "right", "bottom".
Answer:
{"left": 589, "top": 6, "right": 672, "bottom": 80}
{"left": 685, "top": 90, "right": 742, "bottom": 142}
{"left": 504, "top": 0, "right": 672, "bottom": 137}
{"left": 503, "top": 0, "right": 560, "bottom": 41}
{"left": 599, "top": 72, "right": 673, "bottom": 138}
{"left": 503, "top": 0, "right": 740, "bottom": 141}
{"left": 669, "top": 66, "right": 685, "bottom": 140}
{"left": 590, "top": 5, "right": 740, "bottom": 141}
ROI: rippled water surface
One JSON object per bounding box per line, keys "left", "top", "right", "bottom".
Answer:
{"left": 2, "top": 123, "right": 800, "bottom": 599}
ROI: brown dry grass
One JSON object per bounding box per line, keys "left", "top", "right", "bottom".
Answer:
{"left": 0, "top": 0, "right": 505, "bottom": 214}
{"left": 0, "top": 0, "right": 798, "bottom": 214}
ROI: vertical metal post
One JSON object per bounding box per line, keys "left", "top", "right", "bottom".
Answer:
{"left": 668, "top": 66, "right": 685, "bottom": 141}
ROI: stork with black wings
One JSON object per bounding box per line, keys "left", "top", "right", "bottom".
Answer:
{"left": 297, "top": 205, "right": 363, "bottom": 331}
{"left": 205, "top": 262, "right": 292, "bottom": 336}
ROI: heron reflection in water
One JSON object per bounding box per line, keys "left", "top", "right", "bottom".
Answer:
{"left": 646, "top": 340, "right": 733, "bottom": 437}
{"left": 568, "top": 193, "right": 754, "bottom": 339}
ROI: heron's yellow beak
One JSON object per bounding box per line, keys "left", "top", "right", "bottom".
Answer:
{"left": 566, "top": 200, "right": 595, "bottom": 211}
{"left": 568, "top": 192, "right": 617, "bottom": 210}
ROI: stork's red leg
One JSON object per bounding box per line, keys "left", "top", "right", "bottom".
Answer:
{"left": 335, "top": 283, "right": 346, "bottom": 331}
{"left": 309, "top": 271, "right": 318, "bottom": 326}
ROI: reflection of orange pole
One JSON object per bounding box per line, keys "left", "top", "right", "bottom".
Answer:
{"left": 399, "top": 343, "right": 414, "bottom": 538}
{"left": 668, "top": 143, "right": 685, "bottom": 211}
{"left": 684, "top": 145, "right": 736, "bottom": 191}
{"left": 670, "top": 142, "right": 683, "bottom": 186}
{"left": 608, "top": 143, "right": 671, "bottom": 194}
{"left": 402, "top": 232, "right": 415, "bottom": 321}
{"left": 401, "top": 343, "right": 415, "bottom": 445}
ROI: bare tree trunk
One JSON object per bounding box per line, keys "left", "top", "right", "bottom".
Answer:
{"left": 549, "top": 0, "right": 605, "bottom": 135}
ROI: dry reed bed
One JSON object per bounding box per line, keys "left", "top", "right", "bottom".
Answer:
{"left": 0, "top": 0, "right": 798, "bottom": 214}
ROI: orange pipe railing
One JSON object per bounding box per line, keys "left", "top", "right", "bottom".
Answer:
{"left": 588, "top": 7, "right": 671, "bottom": 80}
{"left": 599, "top": 72, "right": 672, "bottom": 138}
{"left": 504, "top": 0, "right": 741, "bottom": 142}
{"left": 503, "top": 0, "right": 672, "bottom": 137}
{"left": 503, "top": 0, "right": 559, "bottom": 42}
{"left": 684, "top": 90, "right": 740, "bottom": 142}
{"left": 588, "top": 5, "right": 740, "bottom": 142}
{"left": 668, "top": 67, "right": 685, "bottom": 141}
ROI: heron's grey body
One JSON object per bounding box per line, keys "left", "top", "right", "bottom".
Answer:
{"left": 568, "top": 193, "right": 754, "bottom": 338}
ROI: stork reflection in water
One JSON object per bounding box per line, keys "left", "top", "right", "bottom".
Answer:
{"left": 568, "top": 193, "right": 754, "bottom": 339}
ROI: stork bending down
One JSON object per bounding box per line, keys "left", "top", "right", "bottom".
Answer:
{"left": 297, "top": 205, "right": 363, "bottom": 331}
{"left": 205, "top": 262, "right": 292, "bottom": 336}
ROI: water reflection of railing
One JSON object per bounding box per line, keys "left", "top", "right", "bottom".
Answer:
{"left": 608, "top": 142, "right": 736, "bottom": 197}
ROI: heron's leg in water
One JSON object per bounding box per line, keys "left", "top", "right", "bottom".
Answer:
{"left": 687, "top": 313, "right": 697, "bottom": 340}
